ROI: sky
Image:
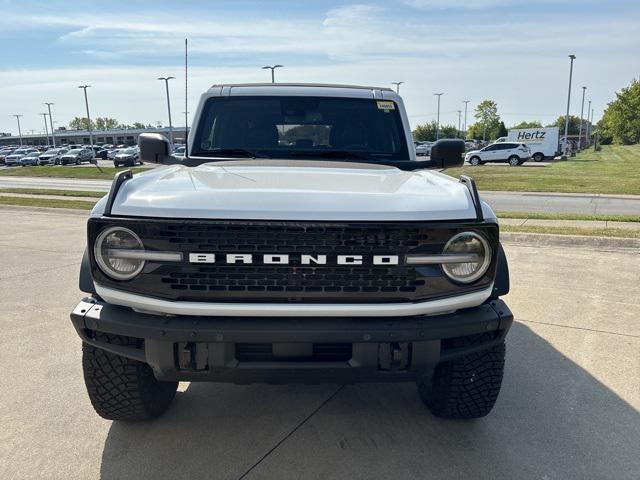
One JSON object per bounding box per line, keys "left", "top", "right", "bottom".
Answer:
{"left": 1, "top": 0, "right": 639, "bottom": 136}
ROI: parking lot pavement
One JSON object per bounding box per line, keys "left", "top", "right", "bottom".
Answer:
{"left": 0, "top": 206, "right": 638, "bottom": 480}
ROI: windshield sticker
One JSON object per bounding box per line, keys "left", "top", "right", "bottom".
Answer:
{"left": 376, "top": 100, "right": 395, "bottom": 111}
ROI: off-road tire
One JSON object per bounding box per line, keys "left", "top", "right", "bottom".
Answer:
{"left": 417, "top": 335, "right": 505, "bottom": 419}
{"left": 82, "top": 333, "right": 178, "bottom": 421}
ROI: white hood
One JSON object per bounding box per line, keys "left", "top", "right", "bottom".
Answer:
{"left": 97, "top": 160, "right": 491, "bottom": 221}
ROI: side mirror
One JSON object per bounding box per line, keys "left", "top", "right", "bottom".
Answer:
{"left": 139, "top": 133, "right": 172, "bottom": 164}
{"left": 429, "top": 139, "right": 465, "bottom": 168}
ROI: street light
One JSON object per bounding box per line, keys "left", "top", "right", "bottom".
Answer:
{"left": 578, "top": 86, "right": 586, "bottom": 151}
{"left": 40, "top": 113, "right": 50, "bottom": 147}
{"left": 563, "top": 55, "right": 576, "bottom": 158}
{"left": 12, "top": 114, "right": 23, "bottom": 146}
{"left": 78, "top": 85, "right": 94, "bottom": 146}
{"left": 262, "top": 65, "right": 283, "bottom": 83}
{"left": 586, "top": 99, "right": 592, "bottom": 144}
{"left": 434, "top": 93, "right": 444, "bottom": 140}
{"left": 44, "top": 102, "right": 56, "bottom": 147}
{"left": 158, "top": 76, "right": 175, "bottom": 146}
{"left": 457, "top": 110, "right": 462, "bottom": 138}
{"left": 391, "top": 82, "right": 404, "bottom": 94}
{"left": 462, "top": 100, "right": 470, "bottom": 139}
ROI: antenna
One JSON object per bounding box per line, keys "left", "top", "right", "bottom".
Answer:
{"left": 184, "top": 38, "right": 189, "bottom": 160}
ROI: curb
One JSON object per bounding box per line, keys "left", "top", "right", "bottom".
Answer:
{"left": 501, "top": 231, "right": 640, "bottom": 251}
{"left": 483, "top": 190, "right": 640, "bottom": 200}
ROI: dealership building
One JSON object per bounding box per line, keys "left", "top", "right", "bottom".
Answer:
{"left": 0, "top": 126, "right": 187, "bottom": 148}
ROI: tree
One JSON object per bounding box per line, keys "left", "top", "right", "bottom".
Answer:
{"left": 497, "top": 121, "right": 508, "bottom": 138}
{"left": 600, "top": 78, "right": 640, "bottom": 144}
{"left": 132, "top": 122, "right": 146, "bottom": 129}
{"left": 547, "top": 115, "right": 581, "bottom": 135}
{"left": 413, "top": 121, "right": 460, "bottom": 141}
{"left": 94, "top": 117, "right": 119, "bottom": 130}
{"left": 474, "top": 100, "right": 500, "bottom": 140}
{"left": 511, "top": 120, "right": 543, "bottom": 129}
{"left": 68, "top": 117, "right": 95, "bottom": 130}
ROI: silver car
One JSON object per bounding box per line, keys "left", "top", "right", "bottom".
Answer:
{"left": 4, "top": 147, "right": 38, "bottom": 166}
{"left": 38, "top": 147, "right": 69, "bottom": 165}
{"left": 20, "top": 151, "right": 42, "bottom": 166}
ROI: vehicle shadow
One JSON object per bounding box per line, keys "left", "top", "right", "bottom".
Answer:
{"left": 99, "top": 322, "right": 639, "bottom": 480}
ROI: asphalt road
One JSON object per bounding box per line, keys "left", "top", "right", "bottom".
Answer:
{"left": 0, "top": 174, "right": 639, "bottom": 215}
{"left": 0, "top": 206, "right": 638, "bottom": 480}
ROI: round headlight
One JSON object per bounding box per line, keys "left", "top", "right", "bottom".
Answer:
{"left": 441, "top": 232, "right": 491, "bottom": 283}
{"left": 94, "top": 227, "right": 145, "bottom": 280}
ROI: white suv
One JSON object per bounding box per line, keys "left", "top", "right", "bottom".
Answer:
{"left": 465, "top": 142, "right": 530, "bottom": 166}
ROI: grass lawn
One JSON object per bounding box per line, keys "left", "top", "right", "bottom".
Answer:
{"left": 501, "top": 224, "right": 640, "bottom": 239}
{"left": 0, "top": 196, "right": 95, "bottom": 209}
{"left": 444, "top": 144, "right": 640, "bottom": 195}
{"left": 0, "top": 165, "right": 147, "bottom": 180}
{"left": 495, "top": 211, "right": 640, "bottom": 223}
{"left": 0, "top": 188, "right": 105, "bottom": 198}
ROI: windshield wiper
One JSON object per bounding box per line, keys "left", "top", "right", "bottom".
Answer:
{"left": 289, "top": 150, "right": 375, "bottom": 161}
{"left": 197, "top": 148, "right": 268, "bottom": 159}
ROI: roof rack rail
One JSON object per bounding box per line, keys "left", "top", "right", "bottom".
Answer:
{"left": 104, "top": 169, "right": 132, "bottom": 216}
{"left": 459, "top": 175, "right": 484, "bottom": 221}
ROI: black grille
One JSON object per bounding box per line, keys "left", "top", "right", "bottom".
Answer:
{"left": 89, "top": 219, "right": 498, "bottom": 303}
{"left": 236, "top": 343, "right": 352, "bottom": 362}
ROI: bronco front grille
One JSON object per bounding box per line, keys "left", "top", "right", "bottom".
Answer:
{"left": 88, "top": 219, "right": 498, "bottom": 303}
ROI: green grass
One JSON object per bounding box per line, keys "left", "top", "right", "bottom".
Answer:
{"left": 444, "top": 144, "right": 640, "bottom": 195}
{"left": 0, "top": 165, "right": 147, "bottom": 180}
{"left": 496, "top": 211, "right": 640, "bottom": 223}
{"left": 0, "top": 188, "right": 106, "bottom": 198}
{"left": 0, "top": 196, "right": 96, "bottom": 209}
{"left": 501, "top": 224, "right": 640, "bottom": 239}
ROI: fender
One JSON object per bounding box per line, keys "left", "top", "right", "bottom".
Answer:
{"left": 79, "top": 248, "right": 97, "bottom": 295}
{"left": 490, "top": 242, "right": 510, "bottom": 299}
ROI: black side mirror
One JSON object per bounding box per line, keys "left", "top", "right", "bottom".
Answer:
{"left": 429, "top": 139, "right": 465, "bottom": 168}
{"left": 139, "top": 133, "right": 172, "bottom": 164}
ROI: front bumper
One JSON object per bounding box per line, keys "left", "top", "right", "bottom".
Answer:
{"left": 70, "top": 298, "right": 513, "bottom": 384}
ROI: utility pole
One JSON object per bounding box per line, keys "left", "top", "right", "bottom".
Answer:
{"left": 391, "top": 82, "right": 404, "bottom": 94}
{"left": 12, "top": 114, "right": 23, "bottom": 146}
{"left": 262, "top": 65, "right": 283, "bottom": 83}
{"left": 462, "top": 100, "right": 470, "bottom": 139}
{"left": 434, "top": 93, "right": 444, "bottom": 140}
{"left": 44, "top": 103, "right": 56, "bottom": 147}
{"left": 78, "top": 85, "right": 94, "bottom": 146}
{"left": 578, "top": 86, "right": 586, "bottom": 151}
{"left": 563, "top": 55, "right": 576, "bottom": 158}
{"left": 457, "top": 110, "right": 462, "bottom": 138}
{"left": 158, "top": 76, "right": 175, "bottom": 146}
{"left": 40, "top": 113, "right": 50, "bottom": 147}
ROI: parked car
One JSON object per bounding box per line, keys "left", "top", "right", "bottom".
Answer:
{"left": 20, "top": 151, "right": 42, "bottom": 166}
{"left": 494, "top": 136, "right": 508, "bottom": 143}
{"left": 465, "top": 142, "right": 531, "bottom": 166}
{"left": 0, "top": 148, "right": 17, "bottom": 164}
{"left": 113, "top": 147, "right": 141, "bottom": 167}
{"left": 59, "top": 148, "right": 94, "bottom": 165}
{"left": 38, "top": 147, "right": 69, "bottom": 165}
{"left": 4, "top": 147, "right": 38, "bottom": 166}
{"left": 173, "top": 145, "right": 186, "bottom": 156}
{"left": 415, "top": 142, "right": 432, "bottom": 156}
{"left": 107, "top": 148, "right": 124, "bottom": 160}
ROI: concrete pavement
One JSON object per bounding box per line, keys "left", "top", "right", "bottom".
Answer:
{"left": 0, "top": 206, "right": 638, "bottom": 480}
{"left": 1, "top": 175, "right": 639, "bottom": 215}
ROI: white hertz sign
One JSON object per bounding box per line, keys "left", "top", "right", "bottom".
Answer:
{"left": 189, "top": 253, "right": 399, "bottom": 266}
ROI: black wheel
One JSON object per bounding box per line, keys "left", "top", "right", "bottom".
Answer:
{"left": 76, "top": 158, "right": 81, "bottom": 165}
{"left": 114, "top": 162, "right": 120, "bottom": 168}
{"left": 532, "top": 152, "right": 544, "bottom": 162}
{"left": 469, "top": 156, "right": 482, "bottom": 166}
{"left": 417, "top": 334, "right": 505, "bottom": 419}
{"left": 508, "top": 155, "right": 520, "bottom": 166}
{"left": 82, "top": 333, "right": 178, "bottom": 421}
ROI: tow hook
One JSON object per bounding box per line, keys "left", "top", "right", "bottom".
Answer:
{"left": 378, "top": 342, "right": 410, "bottom": 371}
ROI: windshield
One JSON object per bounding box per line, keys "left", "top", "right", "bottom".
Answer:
{"left": 27, "top": 152, "right": 39, "bottom": 157}
{"left": 121, "top": 148, "right": 137, "bottom": 154}
{"left": 67, "top": 149, "right": 82, "bottom": 154}
{"left": 191, "top": 96, "right": 409, "bottom": 162}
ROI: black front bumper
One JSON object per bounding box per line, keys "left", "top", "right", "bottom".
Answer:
{"left": 70, "top": 299, "right": 513, "bottom": 384}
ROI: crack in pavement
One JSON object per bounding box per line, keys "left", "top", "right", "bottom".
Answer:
{"left": 0, "top": 261, "right": 81, "bottom": 281}
{"left": 517, "top": 318, "right": 640, "bottom": 339}
{"left": 237, "top": 384, "right": 346, "bottom": 479}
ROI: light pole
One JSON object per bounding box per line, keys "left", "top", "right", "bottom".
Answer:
{"left": 78, "top": 85, "right": 94, "bottom": 146}
{"left": 158, "top": 76, "right": 175, "bottom": 146}
{"left": 392, "top": 82, "right": 404, "bottom": 94}
{"left": 262, "top": 65, "right": 283, "bottom": 83}
{"left": 44, "top": 102, "right": 56, "bottom": 147}
{"left": 434, "top": 93, "right": 444, "bottom": 140}
{"left": 462, "top": 100, "right": 470, "bottom": 139}
{"left": 563, "top": 54, "right": 576, "bottom": 158}
{"left": 578, "top": 86, "right": 586, "bottom": 151}
{"left": 40, "top": 113, "right": 50, "bottom": 147}
{"left": 586, "top": 100, "right": 592, "bottom": 144}
{"left": 12, "top": 114, "right": 23, "bottom": 146}
{"left": 457, "top": 110, "right": 462, "bottom": 138}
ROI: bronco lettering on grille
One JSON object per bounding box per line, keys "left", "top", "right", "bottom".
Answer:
{"left": 188, "top": 253, "right": 400, "bottom": 265}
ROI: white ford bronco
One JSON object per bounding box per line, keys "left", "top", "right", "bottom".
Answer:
{"left": 71, "top": 83, "right": 512, "bottom": 421}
